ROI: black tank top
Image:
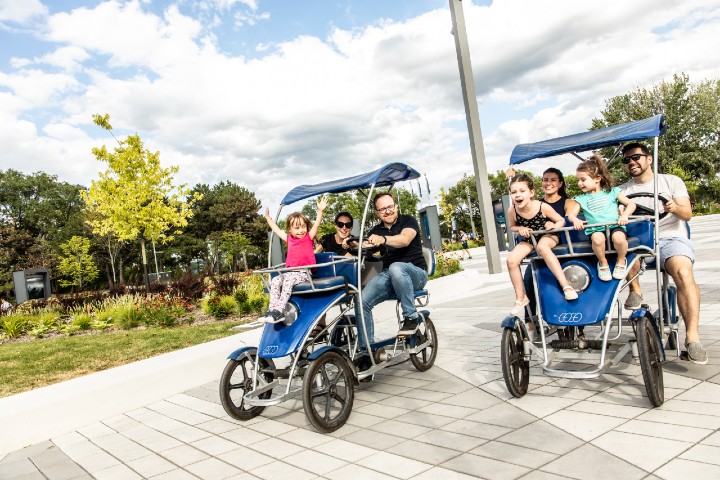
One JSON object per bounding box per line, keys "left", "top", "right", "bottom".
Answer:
{"left": 542, "top": 196, "right": 566, "bottom": 217}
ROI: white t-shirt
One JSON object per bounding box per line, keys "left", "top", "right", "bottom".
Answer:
{"left": 619, "top": 174, "right": 690, "bottom": 239}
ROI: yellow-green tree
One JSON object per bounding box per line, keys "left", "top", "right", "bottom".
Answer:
{"left": 57, "top": 236, "right": 98, "bottom": 290}
{"left": 81, "top": 114, "right": 199, "bottom": 290}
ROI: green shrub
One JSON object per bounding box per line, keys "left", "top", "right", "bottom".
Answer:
{"left": 233, "top": 288, "right": 248, "bottom": 304}
{"left": 1, "top": 315, "right": 31, "bottom": 338}
{"left": 430, "top": 255, "right": 462, "bottom": 279}
{"left": 29, "top": 313, "right": 60, "bottom": 337}
{"left": 247, "top": 294, "right": 268, "bottom": 313}
{"left": 116, "top": 305, "right": 145, "bottom": 329}
{"left": 71, "top": 313, "right": 93, "bottom": 331}
{"left": 203, "top": 295, "right": 237, "bottom": 318}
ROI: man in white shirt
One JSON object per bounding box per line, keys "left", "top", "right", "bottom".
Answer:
{"left": 619, "top": 142, "right": 707, "bottom": 364}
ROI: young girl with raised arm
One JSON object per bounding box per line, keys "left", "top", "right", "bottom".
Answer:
{"left": 260, "top": 196, "right": 328, "bottom": 323}
{"left": 567, "top": 155, "right": 636, "bottom": 281}
{"left": 507, "top": 175, "right": 577, "bottom": 318}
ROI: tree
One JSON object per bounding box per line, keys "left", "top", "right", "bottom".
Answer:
{"left": 182, "top": 181, "right": 263, "bottom": 274}
{"left": 81, "top": 114, "right": 199, "bottom": 290}
{"left": 57, "top": 236, "right": 99, "bottom": 290}
{"left": 592, "top": 74, "right": 720, "bottom": 202}
{"left": 220, "top": 232, "right": 260, "bottom": 272}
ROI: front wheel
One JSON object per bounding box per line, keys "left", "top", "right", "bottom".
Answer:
{"left": 501, "top": 327, "right": 530, "bottom": 397}
{"left": 303, "top": 351, "right": 355, "bottom": 432}
{"left": 410, "top": 318, "right": 438, "bottom": 372}
{"left": 219, "top": 351, "right": 274, "bottom": 421}
{"left": 637, "top": 314, "right": 664, "bottom": 407}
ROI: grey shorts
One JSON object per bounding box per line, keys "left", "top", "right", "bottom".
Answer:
{"left": 648, "top": 237, "right": 694, "bottom": 269}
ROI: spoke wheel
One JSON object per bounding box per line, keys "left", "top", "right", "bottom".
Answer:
{"left": 501, "top": 327, "right": 530, "bottom": 397}
{"left": 220, "top": 351, "right": 274, "bottom": 421}
{"left": 410, "top": 318, "right": 438, "bottom": 372}
{"left": 637, "top": 313, "right": 664, "bottom": 407}
{"left": 302, "top": 351, "right": 354, "bottom": 432}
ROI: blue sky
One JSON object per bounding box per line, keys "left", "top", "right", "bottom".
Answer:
{"left": 1, "top": 0, "right": 719, "bottom": 209}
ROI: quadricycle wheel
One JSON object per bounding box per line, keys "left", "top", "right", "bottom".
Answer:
{"left": 636, "top": 313, "right": 664, "bottom": 407}
{"left": 302, "top": 351, "right": 355, "bottom": 432}
{"left": 501, "top": 326, "right": 530, "bottom": 398}
{"left": 410, "top": 317, "right": 438, "bottom": 372}
{"left": 219, "top": 350, "right": 275, "bottom": 421}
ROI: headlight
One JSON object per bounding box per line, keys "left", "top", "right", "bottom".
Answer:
{"left": 563, "top": 264, "right": 590, "bottom": 292}
{"left": 282, "top": 302, "right": 299, "bottom": 325}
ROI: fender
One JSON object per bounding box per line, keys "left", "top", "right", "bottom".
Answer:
{"left": 307, "top": 346, "right": 358, "bottom": 381}
{"left": 629, "top": 309, "right": 666, "bottom": 361}
{"left": 501, "top": 315, "right": 519, "bottom": 329}
{"left": 227, "top": 346, "right": 257, "bottom": 361}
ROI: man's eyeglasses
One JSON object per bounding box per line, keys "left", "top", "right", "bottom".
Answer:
{"left": 375, "top": 204, "right": 396, "bottom": 214}
{"left": 622, "top": 153, "right": 646, "bottom": 164}
{"left": 335, "top": 221, "right": 353, "bottom": 228}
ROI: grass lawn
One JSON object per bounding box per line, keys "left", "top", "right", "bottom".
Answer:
{"left": 0, "top": 319, "right": 245, "bottom": 398}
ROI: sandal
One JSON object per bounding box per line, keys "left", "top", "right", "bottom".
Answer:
{"left": 612, "top": 262, "right": 627, "bottom": 280}
{"left": 510, "top": 297, "right": 530, "bottom": 316}
{"left": 597, "top": 265, "right": 612, "bottom": 282}
{"left": 562, "top": 285, "right": 578, "bottom": 301}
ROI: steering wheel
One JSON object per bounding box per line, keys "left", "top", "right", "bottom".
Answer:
{"left": 346, "top": 236, "right": 387, "bottom": 261}
{"left": 626, "top": 192, "right": 671, "bottom": 220}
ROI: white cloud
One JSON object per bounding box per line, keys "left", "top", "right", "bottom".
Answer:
{"left": 1, "top": 0, "right": 719, "bottom": 211}
{"left": 0, "top": 0, "right": 47, "bottom": 23}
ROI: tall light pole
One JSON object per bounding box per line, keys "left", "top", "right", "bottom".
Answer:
{"left": 449, "top": 0, "right": 502, "bottom": 274}
{"left": 463, "top": 172, "right": 478, "bottom": 240}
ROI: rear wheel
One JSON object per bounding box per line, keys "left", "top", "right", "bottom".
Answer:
{"left": 219, "top": 351, "right": 274, "bottom": 421}
{"left": 303, "top": 351, "right": 354, "bottom": 432}
{"left": 637, "top": 313, "right": 664, "bottom": 407}
{"left": 410, "top": 318, "right": 438, "bottom": 371}
{"left": 501, "top": 327, "right": 530, "bottom": 397}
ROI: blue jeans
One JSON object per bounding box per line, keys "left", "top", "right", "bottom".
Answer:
{"left": 356, "top": 262, "right": 428, "bottom": 348}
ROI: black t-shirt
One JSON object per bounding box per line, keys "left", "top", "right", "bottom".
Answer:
{"left": 369, "top": 214, "right": 427, "bottom": 271}
{"left": 319, "top": 233, "right": 349, "bottom": 256}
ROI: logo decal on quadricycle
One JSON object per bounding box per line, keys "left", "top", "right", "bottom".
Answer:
{"left": 262, "top": 345, "right": 279, "bottom": 355}
{"left": 557, "top": 312, "right": 583, "bottom": 323}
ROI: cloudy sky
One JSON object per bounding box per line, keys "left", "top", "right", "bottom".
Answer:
{"left": 2, "top": 0, "right": 719, "bottom": 210}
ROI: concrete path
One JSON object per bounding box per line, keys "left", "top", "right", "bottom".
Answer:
{"left": 2, "top": 215, "right": 719, "bottom": 480}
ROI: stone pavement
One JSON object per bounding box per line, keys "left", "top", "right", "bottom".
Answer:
{"left": 2, "top": 214, "right": 720, "bottom": 480}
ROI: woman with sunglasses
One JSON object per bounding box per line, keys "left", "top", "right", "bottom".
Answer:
{"left": 316, "top": 212, "right": 355, "bottom": 256}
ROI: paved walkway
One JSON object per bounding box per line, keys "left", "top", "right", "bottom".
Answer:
{"left": 2, "top": 214, "right": 720, "bottom": 480}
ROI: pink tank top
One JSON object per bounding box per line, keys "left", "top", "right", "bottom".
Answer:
{"left": 285, "top": 234, "right": 315, "bottom": 267}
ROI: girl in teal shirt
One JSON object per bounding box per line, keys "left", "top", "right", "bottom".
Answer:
{"left": 568, "top": 155, "right": 636, "bottom": 281}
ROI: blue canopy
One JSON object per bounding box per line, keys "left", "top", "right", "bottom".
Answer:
{"left": 509, "top": 114, "right": 666, "bottom": 165}
{"left": 281, "top": 162, "right": 421, "bottom": 205}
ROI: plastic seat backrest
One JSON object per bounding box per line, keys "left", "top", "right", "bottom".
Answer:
{"left": 423, "top": 247, "right": 436, "bottom": 277}
{"left": 312, "top": 252, "right": 336, "bottom": 278}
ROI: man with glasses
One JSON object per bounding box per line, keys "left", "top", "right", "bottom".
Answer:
{"left": 619, "top": 142, "right": 707, "bottom": 364}
{"left": 357, "top": 192, "right": 428, "bottom": 347}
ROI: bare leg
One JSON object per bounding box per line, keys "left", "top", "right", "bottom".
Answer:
{"left": 664, "top": 256, "right": 701, "bottom": 344}
{"left": 612, "top": 231, "right": 628, "bottom": 265}
{"left": 590, "top": 232, "right": 608, "bottom": 266}
{"left": 507, "top": 242, "right": 534, "bottom": 301}
{"left": 535, "top": 236, "right": 569, "bottom": 289}
{"left": 626, "top": 260, "right": 642, "bottom": 295}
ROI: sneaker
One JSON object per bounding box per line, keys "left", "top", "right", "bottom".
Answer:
{"left": 263, "top": 310, "right": 285, "bottom": 324}
{"left": 398, "top": 317, "right": 419, "bottom": 336}
{"left": 686, "top": 341, "right": 708, "bottom": 365}
{"left": 624, "top": 292, "right": 643, "bottom": 310}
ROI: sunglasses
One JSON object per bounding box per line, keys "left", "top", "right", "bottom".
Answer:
{"left": 335, "top": 221, "right": 353, "bottom": 228}
{"left": 622, "top": 153, "right": 646, "bottom": 164}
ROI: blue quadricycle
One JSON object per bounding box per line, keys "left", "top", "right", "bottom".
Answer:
{"left": 501, "top": 115, "right": 680, "bottom": 407}
{"left": 219, "top": 163, "right": 438, "bottom": 432}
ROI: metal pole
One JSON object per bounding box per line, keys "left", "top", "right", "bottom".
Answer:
{"left": 463, "top": 173, "right": 478, "bottom": 239}
{"left": 449, "top": 0, "right": 502, "bottom": 273}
